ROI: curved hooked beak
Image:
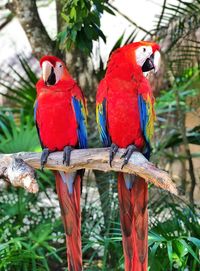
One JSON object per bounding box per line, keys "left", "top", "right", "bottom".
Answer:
{"left": 142, "top": 50, "right": 161, "bottom": 73}
{"left": 42, "top": 61, "right": 56, "bottom": 85}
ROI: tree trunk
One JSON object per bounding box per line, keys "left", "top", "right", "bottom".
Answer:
{"left": 7, "top": 0, "right": 58, "bottom": 59}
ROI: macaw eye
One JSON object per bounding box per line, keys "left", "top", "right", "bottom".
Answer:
{"left": 143, "top": 47, "right": 146, "bottom": 52}
{"left": 59, "top": 64, "right": 62, "bottom": 68}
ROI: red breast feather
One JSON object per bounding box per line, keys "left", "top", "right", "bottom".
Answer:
{"left": 36, "top": 80, "right": 78, "bottom": 150}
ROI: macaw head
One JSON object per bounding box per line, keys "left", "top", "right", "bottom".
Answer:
{"left": 115, "top": 41, "right": 160, "bottom": 75}
{"left": 39, "top": 56, "right": 70, "bottom": 86}
{"left": 126, "top": 41, "right": 160, "bottom": 74}
{"left": 134, "top": 41, "right": 160, "bottom": 73}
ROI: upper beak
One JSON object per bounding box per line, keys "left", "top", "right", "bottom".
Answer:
{"left": 142, "top": 50, "right": 161, "bottom": 73}
{"left": 42, "top": 61, "right": 56, "bottom": 85}
{"left": 153, "top": 50, "right": 161, "bottom": 73}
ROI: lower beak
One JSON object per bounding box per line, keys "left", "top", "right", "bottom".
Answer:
{"left": 142, "top": 54, "right": 155, "bottom": 72}
{"left": 142, "top": 50, "right": 161, "bottom": 73}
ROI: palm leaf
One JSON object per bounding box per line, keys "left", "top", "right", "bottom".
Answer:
{"left": 154, "top": 0, "right": 200, "bottom": 74}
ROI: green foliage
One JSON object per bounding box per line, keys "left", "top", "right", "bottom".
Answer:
{"left": 153, "top": 69, "right": 200, "bottom": 161}
{"left": 0, "top": 56, "right": 38, "bottom": 117}
{"left": 81, "top": 176, "right": 124, "bottom": 270}
{"left": 58, "top": 0, "right": 114, "bottom": 54}
{"left": 148, "top": 192, "right": 200, "bottom": 271}
{"left": 0, "top": 112, "right": 40, "bottom": 153}
{"left": 0, "top": 183, "right": 199, "bottom": 270}
{"left": 0, "top": 188, "right": 64, "bottom": 271}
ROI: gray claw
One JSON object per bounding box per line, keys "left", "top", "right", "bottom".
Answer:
{"left": 63, "top": 146, "right": 73, "bottom": 166}
{"left": 109, "top": 143, "right": 119, "bottom": 167}
{"left": 121, "top": 145, "right": 138, "bottom": 169}
{"left": 41, "top": 148, "right": 50, "bottom": 171}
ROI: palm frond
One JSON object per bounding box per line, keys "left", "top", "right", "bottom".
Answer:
{"left": 154, "top": 0, "right": 200, "bottom": 75}
{"left": 0, "top": 55, "right": 38, "bottom": 116}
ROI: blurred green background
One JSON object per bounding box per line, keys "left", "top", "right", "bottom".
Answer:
{"left": 0, "top": 0, "right": 199, "bottom": 270}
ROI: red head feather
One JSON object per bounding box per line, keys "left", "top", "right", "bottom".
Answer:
{"left": 39, "top": 55, "right": 72, "bottom": 81}
{"left": 40, "top": 56, "right": 63, "bottom": 67}
{"left": 107, "top": 41, "right": 160, "bottom": 75}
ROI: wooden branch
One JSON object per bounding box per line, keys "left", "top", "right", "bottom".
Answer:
{"left": 0, "top": 156, "right": 38, "bottom": 193}
{"left": 0, "top": 148, "right": 177, "bottom": 195}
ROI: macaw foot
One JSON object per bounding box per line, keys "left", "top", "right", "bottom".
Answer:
{"left": 63, "top": 146, "right": 73, "bottom": 166}
{"left": 109, "top": 143, "right": 119, "bottom": 167}
{"left": 41, "top": 148, "right": 50, "bottom": 170}
{"left": 121, "top": 144, "right": 139, "bottom": 169}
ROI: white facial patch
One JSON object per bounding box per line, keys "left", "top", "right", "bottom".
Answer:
{"left": 135, "top": 46, "right": 153, "bottom": 67}
{"left": 54, "top": 62, "right": 64, "bottom": 83}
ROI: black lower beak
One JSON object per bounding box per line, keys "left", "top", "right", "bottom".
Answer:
{"left": 142, "top": 54, "right": 155, "bottom": 72}
{"left": 46, "top": 67, "right": 56, "bottom": 85}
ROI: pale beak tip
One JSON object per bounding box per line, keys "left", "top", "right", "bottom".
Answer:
{"left": 153, "top": 50, "right": 161, "bottom": 73}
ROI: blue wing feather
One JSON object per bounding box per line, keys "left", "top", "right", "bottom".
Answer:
{"left": 96, "top": 98, "right": 111, "bottom": 147}
{"left": 138, "top": 94, "right": 151, "bottom": 159}
{"left": 72, "top": 97, "right": 88, "bottom": 149}
{"left": 33, "top": 99, "right": 45, "bottom": 148}
{"left": 34, "top": 100, "right": 38, "bottom": 123}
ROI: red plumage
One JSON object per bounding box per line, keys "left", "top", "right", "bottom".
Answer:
{"left": 55, "top": 172, "right": 82, "bottom": 270}
{"left": 40, "top": 55, "right": 61, "bottom": 67}
{"left": 96, "top": 42, "right": 159, "bottom": 270}
{"left": 35, "top": 56, "right": 86, "bottom": 271}
{"left": 36, "top": 79, "right": 80, "bottom": 150}
{"left": 118, "top": 174, "right": 148, "bottom": 271}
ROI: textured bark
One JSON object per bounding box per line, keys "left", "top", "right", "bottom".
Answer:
{"left": 0, "top": 156, "right": 38, "bottom": 193}
{"left": 7, "top": 0, "right": 56, "bottom": 59}
{"left": 0, "top": 148, "right": 177, "bottom": 195}
{"left": 55, "top": 0, "right": 65, "bottom": 33}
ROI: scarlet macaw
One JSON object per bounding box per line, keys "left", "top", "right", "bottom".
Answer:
{"left": 96, "top": 41, "right": 160, "bottom": 271}
{"left": 35, "top": 56, "right": 87, "bottom": 271}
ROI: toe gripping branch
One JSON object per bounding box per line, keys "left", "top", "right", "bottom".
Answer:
{"left": 63, "top": 146, "right": 73, "bottom": 166}
{"left": 40, "top": 146, "right": 73, "bottom": 171}
{"left": 41, "top": 148, "right": 50, "bottom": 170}
{"left": 109, "top": 143, "right": 119, "bottom": 167}
{"left": 109, "top": 143, "right": 138, "bottom": 169}
{"left": 121, "top": 144, "right": 139, "bottom": 169}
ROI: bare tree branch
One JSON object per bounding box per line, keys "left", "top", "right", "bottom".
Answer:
{"left": 0, "top": 156, "right": 38, "bottom": 193}
{"left": 0, "top": 148, "right": 177, "bottom": 195}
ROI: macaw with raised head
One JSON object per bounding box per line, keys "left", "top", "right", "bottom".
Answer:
{"left": 96, "top": 41, "right": 160, "bottom": 271}
{"left": 35, "top": 55, "right": 87, "bottom": 271}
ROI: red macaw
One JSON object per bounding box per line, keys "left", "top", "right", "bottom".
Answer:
{"left": 35, "top": 56, "right": 87, "bottom": 271}
{"left": 96, "top": 41, "right": 160, "bottom": 271}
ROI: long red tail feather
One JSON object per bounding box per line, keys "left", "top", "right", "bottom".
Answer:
{"left": 118, "top": 173, "right": 148, "bottom": 271}
{"left": 55, "top": 172, "right": 82, "bottom": 271}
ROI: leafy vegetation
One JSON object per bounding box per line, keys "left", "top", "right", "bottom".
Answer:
{"left": 58, "top": 0, "right": 114, "bottom": 53}
{"left": 0, "top": 188, "right": 64, "bottom": 271}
